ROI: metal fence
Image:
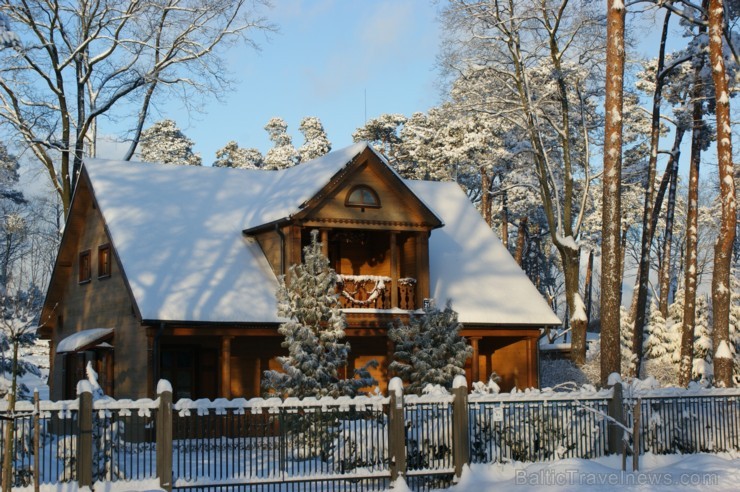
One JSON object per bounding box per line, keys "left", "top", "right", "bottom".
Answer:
{"left": 2, "top": 382, "right": 740, "bottom": 491}
{"left": 171, "top": 397, "right": 390, "bottom": 491}
{"left": 624, "top": 392, "right": 740, "bottom": 455}
{"left": 468, "top": 395, "right": 611, "bottom": 463}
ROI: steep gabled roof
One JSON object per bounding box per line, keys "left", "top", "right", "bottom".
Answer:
{"left": 407, "top": 181, "right": 561, "bottom": 326}
{"left": 79, "top": 142, "right": 559, "bottom": 326}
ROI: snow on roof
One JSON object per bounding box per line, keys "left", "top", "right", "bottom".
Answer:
{"left": 83, "top": 143, "right": 372, "bottom": 323}
{"left": 57, "top": 328, "right": 114, "bottom": 353}
{"left": 407, "top": 180, "right": 561, "bottom": 326}
{"left": 83, "top": 142, "right": 558, "bottom": 326}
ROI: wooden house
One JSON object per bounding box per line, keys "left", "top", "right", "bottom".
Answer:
{"left": 40, "top": 143, "right": 561, "bottom": 400}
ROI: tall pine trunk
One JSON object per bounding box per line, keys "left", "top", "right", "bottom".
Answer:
{"left": 600, "top": 0, "right": 626, "bottom": 384}
{"left": 658, "top": 128, "right": 685, "bottom": 317}
{"left": 629, "top": 10, "right": 672, "bottom": 377}
{"left": 708, "top": 0, "right": 736, "bottom": 387}
{"left": 679, "top": 33, "right": 707, "bottom": 386}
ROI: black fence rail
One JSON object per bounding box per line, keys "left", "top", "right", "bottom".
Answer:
{"left": 2, "top": 381, "right": 740, "bottom": 491}
{"left": 171, "top": 397, "right": 390, "bottom": 490}
{"left": 624, "top": 392, "right": 740, "bottom": 455}
{"left": 403, "top": 394, "right": 455, "bottom": 490}
{"left": 468, "top": 395, "right": 611, "bottom": 463}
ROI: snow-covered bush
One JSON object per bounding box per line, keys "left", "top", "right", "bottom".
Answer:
{"left": 388, "top": 300, "right": 472, "bottom": 394}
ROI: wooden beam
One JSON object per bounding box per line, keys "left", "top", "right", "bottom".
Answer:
{"left": 221, "top": 336, "right": 233, "bottom": 399}
{"left": 415, "top": 232, "right": 430, "bottom": 307}
{"left": 390, "top": 232, "right": 399, "bottom": 308}
{"left": 470, "top": 337, "right": 481, "bottom": 383}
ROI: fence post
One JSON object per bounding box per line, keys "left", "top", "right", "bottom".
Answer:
{"left": 156, "top": 380, "right": 173, "bottom": 492}
{"left": 33, "top": 390, "right": 40, "bottom": 492}
{"left": 387, "top": 377, "right": 406, "bottom": 483}
{"left": 607, "top": 382, "right": 624, "bottom": 455}
{"left": 452, "top": 375, "right": 470, "bottom": 480}
{"left": 77, "top": 381, "right": 93, "bottom": 489}
{"left": 632, "top": 398, "right": 641, "bottom": 472}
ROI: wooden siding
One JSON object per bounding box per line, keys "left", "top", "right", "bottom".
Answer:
{"left": 45, "top": 177, "right": 146, "bottom": 400}
{"left": 300, "top": 153, "right": 440, "bottom": 231}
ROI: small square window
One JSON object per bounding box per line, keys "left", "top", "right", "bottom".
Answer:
{"left": 98, "top": 244, "right": 111, "bottom": 279}
{"left": 78, "top": 250, "right": 91, "bottom": 284}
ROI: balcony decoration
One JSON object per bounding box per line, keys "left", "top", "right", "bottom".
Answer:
{"left": 336, "top": 275, "right": 389, "bottom": 307}
{"left": 336, "top": 275, "right": 417, "bottom": 309}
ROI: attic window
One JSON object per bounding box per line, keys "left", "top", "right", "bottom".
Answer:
{"left": 78, "top": 250, "right": 91, "bottom": 284}
{"left": 98, "top": 244, "right": 111, "bottom": 279}
{"left": 345, "top": 185, "right": 380, "bottom": 209}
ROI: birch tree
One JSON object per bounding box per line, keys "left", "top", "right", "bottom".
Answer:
{"left": 0, "top": 0, "right": 272, "bottom": 217}
{"left": 600, "top": 0, "right": 626, "bottom": 383}
{"left": 440, "top": 0, "right": 603, "bottom": 366}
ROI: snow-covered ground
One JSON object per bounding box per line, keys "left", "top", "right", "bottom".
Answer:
{"left": 393, "top": 452, "right": 740, "bottom": 491}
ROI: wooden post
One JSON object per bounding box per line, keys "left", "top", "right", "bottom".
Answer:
{"left": 220, "top": 336, "right": 233, "bottom": 399}
{"left": 387, "top": 378, "right": 406, "bottom": 482}
{"left": 607, "top": 382, "right": 624, "bottom": 455}
{"left": 77, "top": 382, "right": 93, "bottom": 489}
{"left": 390, "top": 232, "right": 399, "bottom": 309}
{"left": 415, "top": 232, "right": 430, "bottom": 308}
{"left": 156, "top": 380, "right": 173, "bottom": 492}
{"left": 33, "top": 391, "right": 39, "bottom": 492}
{"left": 469, "top": 337, "right": 481, "bottom": 383}
{"left": 632, "top": 398, "right": 641, "bottom": 472}
{"left": 452, "top": 376, "right": 470, "bottom": 480}
{"left": 320, "top": 229, "right": 329, "bottom": 258}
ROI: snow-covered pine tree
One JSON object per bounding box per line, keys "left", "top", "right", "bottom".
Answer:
{"left": 352, "top": 113, "right": 407, "bottom": 165}
{"left": 263, "top": 117, "right": 298, "bottom": 170}
{"left": 213, "top": 141, "right": 264, "bottom": 169}
{"left": 298, "top": 117, "right": 331, "bottom": 162}
{"left": 643, "top": 300, "right": 678, "bottom": 386}
{"left": 262, "top": 230, "right": 376, "bottom": 398}
{"left": 619, "top": 306, "right": 635, "bottom": 377}
{"left": 388, "top": 300, "right": 472, "bottom": 394}
{"left": 0, "top": 290, "right": 41, "bottom": 401}
{"left": 644, "top": 301, "right": 668, "bottom": 360}
{"left": 692, "top": 294, "right": 713, "bottom": 381}
{"left": 729, "top": 270, "right": 740, "bottom": 384}
{"left": 140, "top": 119, "right": 202, "bottom": 166}
{"left": 667, "top": 289, "right": 685, "bottom": 366}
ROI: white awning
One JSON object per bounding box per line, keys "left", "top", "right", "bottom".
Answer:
{"left": 56, "top": 328, "right": 114, "bottom": 353}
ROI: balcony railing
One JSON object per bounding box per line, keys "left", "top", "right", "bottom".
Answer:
{"left": 336, "top": 275, "right": 416, "bottom": 310}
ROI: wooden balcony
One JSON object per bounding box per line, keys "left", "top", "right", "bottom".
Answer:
{"left": 336, "top": 275, "right": 416, "bottom": 310}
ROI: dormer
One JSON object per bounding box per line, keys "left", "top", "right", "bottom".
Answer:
{"left": 246, "top": 145, "right": 443, "bottom": 310}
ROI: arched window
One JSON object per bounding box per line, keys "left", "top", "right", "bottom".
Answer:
{"left": 345, "top": 185, "right": 381, "bottom": 209}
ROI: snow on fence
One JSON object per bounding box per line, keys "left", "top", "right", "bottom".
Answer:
{"left": 623, "top": 384, "right": 740, "bottom": 455}
{"left": 1, "top": 380, "right": 740, "bottom": 491}
{"left": 468, "top": 386, "right": 613, "bottom": 463}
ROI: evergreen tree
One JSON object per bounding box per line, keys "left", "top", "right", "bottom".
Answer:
{"left": 263, "top": 117, "right": 298, "bottom": 170}
{"left": 213, "top": 141, "right": 263, "bottom": 169}
{"left": 692, "top": 294, "right": 713, "bottom": 380}
{"left": 729, "top": 271, "right": 740, "bottom": 384}
{"left": 140, "top": 119, "right": 202, "bottom": 166}
{"left": 667, "top": 289, "right": 685, "bottom": 366}
{"left": 262, "top": 230, "right": 375, "bottom": 398}
{"left": 644, "top": 301, "right": 669, "bottom": 360}
{"left": 388, "top": 300, "right": 472, "bottom": 394}
{"left": 620, "top": 305, "right": 635, "bottom": 376}
{"left": 298, "top": 117, "right": 331, "bottom": 162}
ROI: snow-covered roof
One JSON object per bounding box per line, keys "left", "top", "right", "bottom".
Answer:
{"left": 82, "top": 142, "right": 559, "bottom": 326}
{"left": 57, "top": 328, "right": 114, "bottom": 353}
{"left": 407, "top": 181, "right": 561, "bottom": 326}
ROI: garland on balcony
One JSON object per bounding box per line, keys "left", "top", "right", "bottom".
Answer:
{"left": 336, "top": 275, "right": 389, "bottom": 306}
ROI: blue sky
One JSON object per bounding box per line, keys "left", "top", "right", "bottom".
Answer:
{"left": 127, "top": 0, "right": 444, "bottom": 165}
